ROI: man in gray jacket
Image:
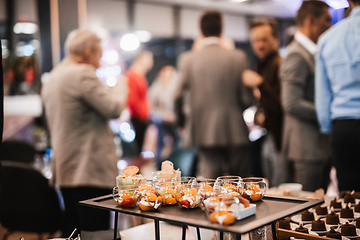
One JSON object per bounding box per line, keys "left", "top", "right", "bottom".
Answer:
{"left": 42, "top": 30, "right": 128, "bottom": 236}
{"left": 175, "top": 10, "right": 252, "bottom": 179}
{"left": 280, "top": 0, "right": 332, "bottom": 191}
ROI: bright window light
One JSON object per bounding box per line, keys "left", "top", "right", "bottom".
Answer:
{"left": 243, "top": 106, "right": 256, "bottom": 124}
{"left": 326, "top": 0, "right": 349, "bottom": 9}
{"left": 1, "top": 39, "right": 8, "bottom": 58}
{"left": 113, "top": 66, "right": 121, "bottom": 75}
{"left": 96, "top": 68, "right": 105, "bottom": 78}
{"left": 120, "top": 33, "right": 140, "bottom": 51}
{"left": 23, "top": 45, "right": 34, "bottom": 56}
{"left": 2, "top": 48, "right": 9, "bottom": 58}
{"left": 135, "top": 30, "right": 152, "bottom": 42}
{"left": 95, "top": 27, "right": 108, "bottom": 39}
{"left": 30, "top": 39, "right": 40, "bottom": 50}
{"left": 123, "top": 130, "right": 136, "bottom": 142}
{"left": 119, "top": 122, "right": 131, "bottom": 134}
{"left": 106, "top": 76, "right": 117, "bottom": 87}
{"left": 105, "top": 67, "right": 115, "bottom": 77}
{"left": 141, "top": 151, "right": 155, "bottom": 159}
{"left": 117, "top": 160, "right": 128, "bottom": 171}
{"left": 102, "top": 50, "right": 119, "bottom": 64}
{"left": 13, "top": 22, "right": 37, "bottom": 34}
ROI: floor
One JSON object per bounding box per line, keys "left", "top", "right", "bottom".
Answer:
{"left": 0, "top": 224, "right": 61, "bottom": 240}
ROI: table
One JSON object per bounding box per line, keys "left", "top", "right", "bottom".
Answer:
{"left": 80, "top": 195, "right": 323, "bottom": 240}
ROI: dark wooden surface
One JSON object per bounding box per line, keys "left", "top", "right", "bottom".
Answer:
{"left": 80, "top": 194, "right": 323, "bottom": 235}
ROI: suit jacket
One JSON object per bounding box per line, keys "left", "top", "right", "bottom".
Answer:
{"left": 280, "top": 40, "right": 330, "bottom": 161}
{"left": 41, "top": 58, "right": 127, "bottom": 188}
{"left": 175, "top": 43, "right": 252, "bottom": 147}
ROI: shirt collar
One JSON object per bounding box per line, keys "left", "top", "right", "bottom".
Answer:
{"left": 350, "top": 6, "right": 360, "bottom": 17}
{"left": 294, "top": 31, "right": 318, "bottom": 55}
{"left": 202, "top": 37, "right": 221, "bottom": 46}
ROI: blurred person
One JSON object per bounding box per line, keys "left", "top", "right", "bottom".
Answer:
{"left": 280, "top": 0, "right": 332, "bottom": 191}
{"left": 149, "top": 65, "right": 179, "bottom": 168}
{"left": 315, "top": 0, "right": 360, "bottom": 192}
{"left": 175, "top": 10, "right": 252, "bottom": 179}
{"left": 243, "top": 18, "right": 283, "bottom": 187}
{"left": 192, "top": 35, "right": 235, "bottom": 51}
{"left": 126, "top": 51, "right": 154, "bottom": 155}
{"left": 176, "top": 36, "right": 235, "bottom": 150}
{"left": 41, "top": 29, "right": 128, "bottom": 236}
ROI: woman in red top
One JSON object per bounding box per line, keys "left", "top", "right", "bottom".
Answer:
{"left": 126, "top": 51, "right": 154, "bottom": 154}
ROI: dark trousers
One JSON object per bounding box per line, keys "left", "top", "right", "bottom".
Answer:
{"left": 155, "top": 121, "right": 179, "bottom": 169}
{"left": 131, "top": 117, "right": 149, "bottom": 154}
{"left": 287, "top": 159, "right": 331, "bottom": 192}
{"left": 332, "top": 119, "right": 360, "bottom": 192}
{"left": 60, "top": 187, "right": 111, "bottom": 237}
{"left": 197, "top": 145, "right": 250, "bottom": 179}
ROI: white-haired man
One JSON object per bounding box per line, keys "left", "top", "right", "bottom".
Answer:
{"left": 42, "top": 29, "right": 128, "bottom": 236}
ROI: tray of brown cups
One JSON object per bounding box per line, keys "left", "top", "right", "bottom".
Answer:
{"left": 278, "top": 191, "right": 360, "bottom": 240}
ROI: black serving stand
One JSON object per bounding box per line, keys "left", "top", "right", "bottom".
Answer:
{"left": 80, "top": 195, "right": 323, "bottom": 240}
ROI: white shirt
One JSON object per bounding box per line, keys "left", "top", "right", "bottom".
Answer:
{"left": 294, "top": 31, "right": 318, "bottom": 55}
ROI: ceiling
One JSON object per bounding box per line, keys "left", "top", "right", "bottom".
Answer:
{"left": 141, "top": 0, "right": 304, "bottom": 18}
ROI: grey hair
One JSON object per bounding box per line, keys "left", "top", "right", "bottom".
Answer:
{"left": 64, "top": 29, "right": 101, "bottom": 56}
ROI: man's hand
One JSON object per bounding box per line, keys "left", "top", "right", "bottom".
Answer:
{"left": 242, "top": 69, "right": 263, "bottom": 88}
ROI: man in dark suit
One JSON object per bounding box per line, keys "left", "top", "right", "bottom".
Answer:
{"left": 243, "top": 18, "right": 283, "bottom": 187}
{"left": 175, "top": 10, "right": 252, "bottom": 179}
{"left": 280, "top": 0, "right": 332, "bottom": 191}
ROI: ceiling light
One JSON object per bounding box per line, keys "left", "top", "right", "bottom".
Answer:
{"left": 120, "top": 33, "right": 140, "bottom": 51}
{"left": 325, "top": 0, "right": 349, "bottom": 9}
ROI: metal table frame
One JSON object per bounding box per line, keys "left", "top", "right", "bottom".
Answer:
{"left": 80, "top": 195, "right": 323, "bottom": 240}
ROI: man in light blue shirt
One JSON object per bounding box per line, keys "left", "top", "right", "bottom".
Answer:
{"left": 315, "top": 0, "right": 360, "bottom": 192}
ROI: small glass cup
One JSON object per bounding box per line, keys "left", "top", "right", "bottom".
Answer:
{"left": 137, "top": 187, "right": 162, "bottom": 211}
{"left": 177, "top": 183, "right": 202, "bottom": 209}
{"left": 173, "top": 177, "right": 197, "bottom": 201}
{"left": 216, "top": 176, "right": 242, "bottom": 184}
{"left": 138, "top": 180, "right": 156, "bottom": 194}
{"left": 112, "top": 186, "right": 138, "bottom": 208}
{"left": 238, "top": 177, "right": 266, "bottom": 202}
{"left": 156, "top": 182, "right": 178, "bottom": 205}
{"left": 216, "top": 176, "right": 242, "bottom": 188}
{"left": 174, "top": 176, "right": 196, "bottom": 186}
{"left": 215, "top": 178, "right": 241, "bottom": 198}
{"left": 116, "top": 174, "right": 146, "bottom": 188}
{"left": 198, "top": 179, "right": 219, "bottom": 200}
{"left": 152, "top": 170, "right": 181, "bottom": 186}
{"left": 203, "top": 195, "right": 238, "bottom": 225}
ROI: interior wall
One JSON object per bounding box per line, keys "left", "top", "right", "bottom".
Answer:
{"left": 85, "top": 1, "right": 250, "bottom": 42}
{"left": 58, "top": 0, "right": 78, "bottom": 59}
{"left": 223, "top": 14, "right": 248, "bottom": 42}
{"left": 179, "top": 8, "right": 202, "bottom": 39}
{"left": 134, "top": 3, "right": 174, "bottom": 37}
{"left": 0, "top": 0, "right": 6, "bottom": 22}
{"left": 86, "top": 0, "right": 128, "bottom": 33}
{"left": 15, "top": 0, "right": 37, "bottom": 22}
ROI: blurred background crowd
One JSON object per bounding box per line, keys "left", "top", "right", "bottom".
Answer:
{"left": 1, "top": 0, "right": 359, "bottom": 239}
